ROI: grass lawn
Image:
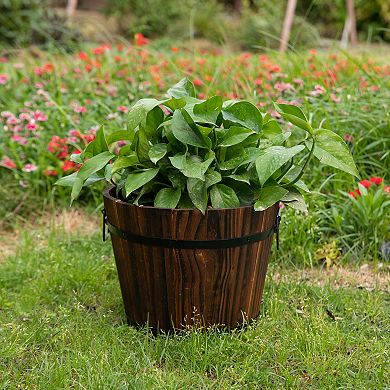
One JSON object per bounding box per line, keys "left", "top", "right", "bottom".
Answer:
{"left": 0, "top": 212, "right": 388, "bottom": 389}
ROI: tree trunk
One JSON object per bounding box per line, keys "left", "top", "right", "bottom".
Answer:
{"left": 346, "top": 0, "right": 357, "bottom": 46}
{"left": 66, "top": 0, "right": 78, "bottom": 18}
{"left": 279, "top": 0, "right": 297, "bottom": 52}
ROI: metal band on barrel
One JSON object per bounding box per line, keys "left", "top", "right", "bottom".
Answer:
{"left": 102, "top": 209, "right": 281, "bottom": 249}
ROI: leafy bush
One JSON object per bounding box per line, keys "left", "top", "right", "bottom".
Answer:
{"left": 105, "top": 0, "right": 190, "bottom": 37}
{"left": 57, "top": 78, "right": 358, "bottom": 214}
{"left": 0, "top": 0, "right": 80, "bottom": 47}
{"left": 237, "top": 1, "right": 320, "bottom": 50}
{"left": 297, "top": 0, "right": 390, "bottom": 41}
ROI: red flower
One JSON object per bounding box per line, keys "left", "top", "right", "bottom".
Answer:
{"left": 134, "top": 33, "right": 149, "bottom": 46}
{"left": 359, "top": 179, "right": 372, "bottom": 189}
{"left": 78, "top": 52, "right": 89, "bottom": 61}
{"left": 117, "top": 106, "right": 129, "bottom": 113}
{"left": 0, "top": 156, "right": 17, "bottom": 169}
{"left": 370, "top": 177, "right": 383, "bottom": 185}
{"left": 193, "top": 78, "right": 203, "bottom": 87}
{"left": 43, "top": 168, "right": 58, "bottom": 176}
{"left": 348, "top": 191, "right": 357, "bottom": 199}
{"left": 171, "top": 46, "right": 179, "bottom": 52}
{"left": 62, "top": 160, "right": 76, "bottom": 172}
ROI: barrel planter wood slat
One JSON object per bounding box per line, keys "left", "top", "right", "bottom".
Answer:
{"left": 103, "top": 186, "right": 279, "bottom": 332}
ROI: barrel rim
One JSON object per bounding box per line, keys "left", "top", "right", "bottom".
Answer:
{"left": 103, "top": 185, "right": 276, "bottom": 213}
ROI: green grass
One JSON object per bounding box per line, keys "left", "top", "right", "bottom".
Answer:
{"left": 1, "top": 219, "right": 389, "bottom": 389}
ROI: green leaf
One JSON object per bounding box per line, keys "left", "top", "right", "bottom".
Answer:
{"left": 262, "top": 119, "right": 283, "bottom": 139}
{"left": 218, "top": 126, "right": 255, "bottom": 147}
{"left": 70, "top": 152, "right": 83, "bottom": 164}
{"left": 254, "top": 186, "right": 289, "bottom": 211}
{"left": 144, "top": 106, "right": 164, "bottom": 138}
{"left": 77, "top": 152, "right": 114, "bottom": 181}
{"left": 125, "top": 168, "right": 159, "bottom": 197}
{"left": 177, "top": 193, "right": 195, "bottom": 209}
{"left": 106, "top": 129, "right": 133, "bottom": 145}
{"left": 70, "top": 151, "right": 114, "bottom": 202}
{"left": 118, "top": 145, "right": 132, "bottom": 156}
{"left": 154, "top": 187, "right": 181, "bottom": 208}
{"left": 148, "top": 143, "right": 168, "bottom": 164}
{"left": 222, "top": 101, "right": 263, "bottom": 133}
{"left": 205, "top": 169, "right": 222, "bottom": 188}
{"left": 163, "top": 97, "right": 187, "bottom": 110}
{"left": 255, "top": 145, "right": 305, "bottom": 185}
{"left": 282, "top": 190, "right": 308, "bottom": 213}
{"left": 275, "top": 103, "right": 313, "bottom": 134}
{"left": 310, "top": 129, "right": 359, "bottom": 178}
{"left": 168, "top": 171, "right": 187, "bottom": 190}
{"left": 187, "top": 178, "right": 208, "bottom": 214}
{"left": 83, "top": 126, "right": 108, "bottom": 158}
{"left": 227, "top": 173, "right": 250, "bottom": 184}
{"left": 210, "top": 184, "right": 240, "bottom": 208}
{"left": 283, "top": 166, "right": 310, "bottom": 192}
{"left": 171, "top": 109, "right": 210, "bottom": 148}
{"left": 128, "top": 98, "right": 162, "bottom": 131}
{"left": 167, "top": 78, "right": 196, "bottom": 99}
{"left": 55, "top": 172, "right": 104, "bottom": 187}
{"left": 169, "top": 153, "right": 186, "bottom": 170}
{"left": 169, "top": 152, "right": 215, "bottom": 180}
{"left": 192, "top": 96, "right": 222, "bottom": 124}
{"left": 111, "top": 154, "right": 139, "bottom": 174}
{"left": 133, "top": 128, "right": 151, "bottom": 163}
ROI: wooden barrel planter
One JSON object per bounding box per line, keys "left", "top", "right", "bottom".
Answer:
{"left": 103, "top": 186, "right": 280, "bottom": 332}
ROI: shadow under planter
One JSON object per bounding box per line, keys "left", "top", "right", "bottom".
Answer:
{"left": 103, "top": 186, "right": 279, "bottom": 333}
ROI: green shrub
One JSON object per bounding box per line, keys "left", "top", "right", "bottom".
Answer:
{"left": 0, "top": 0, "right": 80, "bottom": 47}
{"left": 236, "top": 1, "right": 320, "bottom": 51}
{"left": 105, "top": 0, "right": 190, "bottom": 38}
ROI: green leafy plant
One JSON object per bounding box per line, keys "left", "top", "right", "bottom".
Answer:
{"left": 318, "top": 177, "right": 390, "bottom": 260}
{"left": 56, "top": 79, "right": 359, "bottom": 213}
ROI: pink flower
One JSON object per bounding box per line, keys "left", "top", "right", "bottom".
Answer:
{"left": 11, "top": 135, "right": 27, "bottom": 145}
{"left": 26, "top": 122, "right": 37, "bottom": 131}
{"left": 384, "top": 186, "right": 390, "bottom": 195}
{"left": 0, "top": 156, "right": 17, "bottom": 169}
{"left": 117, "top": 105, "right": 129, "bottom": 113}
{"left": 33, "top": 111, "right": 48, "bottom": 121}
{"left": 68, "top": 129, "right": 81, "bottom": 137}
{"left": 293, "top": 78, "right": 304, "bottom": 86}
{"left": 309, "top": 84, "right": 326, "bottom": 97}
{"left": 22, "top": 163, "right": 38, "bottom": 172}
{"left": 0, "top": 74, "right": 9, "bottom": 85}
{"left": 1, "top": 111, "right": 13, "bottom": 118}
{"left": 74, "top": 106, "right": 87, "bottom": 113}
{"left": 274, "top": 82, "right": 293, "bottom": 93}
{"left": 19, "top": 113, "right": 31, "bottom": 121}
{"left": 330, "top": 93, "right": 341, "bottom": 103}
